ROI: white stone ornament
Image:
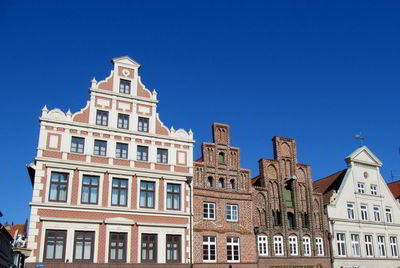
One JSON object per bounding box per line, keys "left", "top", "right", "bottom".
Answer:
{"left": 122, "top": 69, "right": 130, "bottom": 77}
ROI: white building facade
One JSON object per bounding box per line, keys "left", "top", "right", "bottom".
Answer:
{"left": 314, "top": 146, "right": 400, "bottom": 268}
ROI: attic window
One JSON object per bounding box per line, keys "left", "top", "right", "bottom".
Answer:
{"left": 119, "top": 79, "right": 131, "bottom": 94}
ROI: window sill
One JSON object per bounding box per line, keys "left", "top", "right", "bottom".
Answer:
{"left": 203, "top": 218, "right": 216, "bottom": 221}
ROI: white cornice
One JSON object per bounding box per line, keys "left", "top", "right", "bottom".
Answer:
{"left": 136, "top": 222, "right": 188, "bottom": 228}
{"left": 39, "top": 217, "right": 103, "bottom": 224}
{"left": 91, "top": 88, "right": 158, "bottom": 104}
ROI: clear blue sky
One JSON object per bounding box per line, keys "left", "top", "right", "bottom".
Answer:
{"left": 1, "top": 0, "right": 399, "bottom": 224}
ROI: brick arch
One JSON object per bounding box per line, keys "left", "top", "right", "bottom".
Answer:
{"left": 267, "top": 164, "right": 278, "bottom": 180}
{"left": 281, "top": 142, "right": 291, "bottom": 157}
{"left": 297, "top": 168, "right": 306, "bottom": 183}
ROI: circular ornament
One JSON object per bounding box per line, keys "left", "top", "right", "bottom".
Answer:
{"left": 122, "top": 69, "right": 130, "bottom": 77}
{"left": 363, "top": 171, "right": 368, "bottom": 179}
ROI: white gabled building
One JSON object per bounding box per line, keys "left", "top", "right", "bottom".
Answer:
{"left": 314, "top": 146, "right": 400, "bottom": 268}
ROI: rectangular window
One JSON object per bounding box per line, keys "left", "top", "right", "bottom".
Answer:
{"left": 357, "top": 182, "right": 365, "bottom": 194}
{"left": 347, "top": 203, "right": 355, "bottom": 219}
{"left": 351, "top": 234, "right": 360, "bottom": 257}
{"left": 274, "top": 236, "right": 284, "bottom": 256}
{"left": 141, "top": 234, "right": 157, "bottom": 263}
{"left": 303, "top": 236, "right": 311, "bottom": 256}
{"left": 203, "top": 202, "right": 215, "bottom": 219}
{"left": 111, "top": 178, "right": 128, "bottom": 207}
{"left": 96, "top": 110, "right": 108, "bottom": 126}
{"left": 336, "top": 233, "right": 346, "bottom": 256}
{"left": 140, "top": 181, "right": 155, "bottom": 208}
{"left": 116, "top": 143, "right": 128, "bottom": 159}
{"left": 166, "top": 235, "right": 181, "bottom": 263}
{"left": 370, "top": 184, "right": 378, "bottom": 195}
{"left": 119, "top": 79, "right": 130, "bottom": 94}
{"left": 157, "top": 148, "right": 168, "bottom": 164}
{"left": 374, "top": 206, "right": 381, "bottom": 222}
{"left": 288, "top": 236, "right": 298, "bottom": 256}
{"left": 166, "top": 183, "right": 181, "bottom": 210}
{"left": 365, "top": 235, "right": 374, "bottom": 257}
{"left": 44, "top": 230, "right": 67, "bottom": 261}
{"left": 94, "top": 140, "right": 107, "bottom": 156}
{"left": 117, "top": 114, "right": 129, "bottom": 129}
{"left": 71, "top": 137, "right": 84, "bottom": 154}
{"left": 109, "top": 232, "right": 127, "bottom": 262}
{"left": 226, "top": 204, "right": 238, "bottom": 221}
{"left": 390, "top": 236, "right": 398, "bottom": 257}
{"left": 227, "top": 237, "right": 240, "bottom": 262}
{"left": 315, "top": 237, "right": 324, "bottom": 256}
{"left": 49, "top": 172, "right": 68, "bottom": 202}
{"left": 386, "top": 208, "right": 393, "bottom": 223}
{"left": 137, "top": 146, "right": 148, "bottom": 161}
{"left": 378, "top": 236, "right": 386, "bottom": 257}
{"left": 203, "top": 236, "right": 216, "bottom": 262}
{"left": 360, "top": 205, "right": 368, "bottom": 221}
{"left": 81, "top": 175, "right": 99, "bottom": 204}
{"left": 73, "top": 231, "right": 94, "bottom": 262}
{"left": 258, "top": 235, "right": 268, "bottom": 256}
{"left": 138, "top": 117, "right": 149, "bottom": 132}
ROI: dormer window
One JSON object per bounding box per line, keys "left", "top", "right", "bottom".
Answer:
{"left": 219, "top": 152, "right": 225, "bottom": 164}
{"left": 119, "top": 79, "right": 131, "bottom": 94}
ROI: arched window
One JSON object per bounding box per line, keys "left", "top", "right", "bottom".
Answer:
{"left": 219, "top": 152, "right": 225, "bottom": 163}
{"left": 288, "top": 235, "right": 298, "bottom": 256}
{"left": 302, "top": 236, "right": 311, "bottom": 256}
{"left": 207, "top": 176, "right": 213, "bottom": 187}
{"left": 272, "top": 210, "right": 282, "bottom": 226}
{"left": 218, "top": 178, "right": 224, "bottom": 188}
{"left": 230, "top": 179, "right": 235, "bottom": 189}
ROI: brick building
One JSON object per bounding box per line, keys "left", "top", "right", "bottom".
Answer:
{"left": 193, "top": 123, "right": 256, "bottom": 267}
{"left": 26, "top": 56, "right": 194, "bottom": 266}
{"left": 252, "top": 137, "right": 331, "bottom": 268}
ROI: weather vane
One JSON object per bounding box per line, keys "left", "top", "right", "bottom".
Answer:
{"left": 353, "top": 132, "right": 364, "bottom": 147}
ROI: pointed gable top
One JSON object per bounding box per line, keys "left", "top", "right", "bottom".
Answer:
{"left": 345, "top": 146, "right": 382, "bottom": 167}
{"left": 112, "top": 56, "right": 141, "bottom": 67}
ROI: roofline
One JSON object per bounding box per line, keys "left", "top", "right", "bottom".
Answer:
{"left": 313, "top": 168, "right": 348, "bottom": 184}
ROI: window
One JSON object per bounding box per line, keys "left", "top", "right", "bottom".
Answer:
{"left": 390, "top": 236, "right": 398, "bottom": 257}
{"left": 73, "top": 231, "right": 94, "bottom": 262}
{"left": 166, "top": 183, "right": 181, "bottom": 210}
{"left": 373, "top": 206, "right": 381, "bottom": 222}
{"left": 71, "top": 137, "right": 84, "bottom": 154}
{"left": 274, "top": 235, "right": 284, "bottom": 256}
{"left": 166, "top": 235, "right": 181, "bottom": 263}
{"left": 140, "top": 181, "right": 155, "bottom": 208}
{"left": 357, "top": 182, "right": 365, "bottom": 194}
{"left": 207, "top": 176, "right": 213, "bottom": 187}
{"left": 273, "top": 210, "right": 282, "bottom": 226}
{"left": 137, "top": 146, "right": 148, "bottom": 161}
{"left": 360, "top": 205, "right": 368, "bottom": 221}
{"left": 116, "top": 143, "right": 128, "bottom": 159}
{"left": 111, "top": 178, "right": 128, "bottom": 207}
{"left": 370, "top": 184, "right": 378, "bottom": 195}
{"left": 378, "top": 235, "right": 386, "bottom": 257}
{"left": 258, "top": 235, "right": 268, "bottom": 256}
{"left": 141, "top": 234, "right": 157, "bottom": 263}
{"left": 226, "top": 204, "right": 238, "bottom": 221}
{"left": 49, "top": 172, "right": 68, "bottom": 202}
{"left": 287, "top": 212, "right": 295, "bottom": 229}
{"left": 301, "top": 213, "right": 308, "bottom": 228}
{"left": 96, "top": 110, "right": 108, "bottom": 126}
{"left": 157, "top": 148, "right": 168, "bottom": 164}
{"left": 218, "top": 178, "right": 224, "bottom": 188}
{"left": 219, "top": 152, "right": 225, "bottom": 163}
{"left": 386, "top": 208, "right": 393, "bottom": 223}
{"left": 315, "top": 237, "right": 324, "bottom": 256}
{"left": 119, "top": 79, "right": 130, "bottom": 94}
{"left": 44, "top": 230, "right": 67, "bottom": 261}
{"left": 288, "top": 236, "right": 298, "bottom": 256}
{"left": 303, "top": 236, "right": 311, "bottom": 256}
{"left": 227, "top": 237, "right": 240, "bottom": 262}
{"left": 138, "top": 117, "right": 149, "bottom": 132}
{"left": 336, "top": 233, "right": 346, "bottom": 256}
{"left": 94, "top": 140, "right": 107, "bottom": 156}
{"left": 109, "top": 232, "right": 127, "bottom": 262}
{"left": 351, "top": 234, "right": 360, "bottom": 257}
{"left": 203, "top": 236, "right": 216, "bottom": 262}
{"left": 347, "top": 203, "right": 355, "bottom": 219}
{"left": 117, "top": 114, "right": 129, "bottom": 129}
{"left": 81, "top": 175, "right": 99, "bottom": 204}
{"left": 365, "top": 235, "right": 374, "bottom": 257}
{"left": 230, "top": 179, "right": 235, "bottom": 189}
{"left": 203, "top": 202, "right": 215, "bottom": 219}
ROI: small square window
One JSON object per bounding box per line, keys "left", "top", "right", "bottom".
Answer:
{"left": 71, "top": 137, "right": 84, "bottom": 154}
{"left": 116, "top": 143, "right": 128, "bottom": 159}
{"left": 96, "top": 110, "right": 108, "bottom": 126}
{"left": 137, "top": 146, "right": 148, "bottom": 161}
{"left": 157, "top": 148, "right": 168, "bottom": 164}
{"left": 118, "top": 114, "right": 129, "bottom": 129}
{"left": 119, "top": 79, "right": 130, "bottom": 94}
{"left": 94, "top": 140, "right": 107, "bottom": 156}
{"left": 138, "top": 117, "right": 149, "bottom": 132}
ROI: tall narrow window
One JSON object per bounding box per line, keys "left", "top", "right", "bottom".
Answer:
{"left": 390, "top": 236, "right": 398, "bottom": 257}
{"left": 81, "top": 175, "right": 99, "bottom": 204}
{"left": 71, "top": 137, "right": 85, "bottom": 154}
{"left": 73, "top": 231, "right": 94, "bottom": 262}
{"left": 166, "top": 183, "right": 180, "bottom": 210}
{"left": 287, "top": 212, "right": 295, "bottom": 229}
{"left": 119, "top": 79, "right": 131, "bottom": 94}
{"left": 207, "top": 176, "right": 213, "bottom": 187}
{"left": 49, "top": 172, "right": 69, "bottom": 202}
{"left": 386, "top": 208, "right": 393, "bottom": 223}
{"left": 219, "top": 152, "right": 225, "bottom": 163}
{"left": 203, "top": 236, "right": 216, "bottom": 262}
{"left": 365, "top": 235, "right": 374, "bottom": 257}
{"left": 157, "top": 148, "right": 168, "bottom": 164}
{"left": 116, "top": 143, "right": 128, "bottom": 159}
{"left": 258, "top": 235, "right": 268, "bottom": 256}
{"left": 378, "top": 236, "right": 386, "bottom": 257}
{"left": 360, "top": 205, "right": 368, "bottom": 221}
{"left": 274, "top": 235, "right": 284, "bottom": 256}
{"left": 109, "top": 232, "right": 127, "bottom": 263}
{"left": 44, "top": 230, "right": 67, "bottom": 261}
{"left": 140, "top": 181, "right": 155, "bottom": 208}
{"left": 347, "top": 203, "right": 355, "bottom": 219}
{"left": 303, "top": 236, "right": 311, "bottom": 256}
{"left": 225, "top": 204, "right": 238, "bottom": 221}
{"left": 230, "top": 179, "right": 235, "bottom": 189}
{"left": 315, "top": 237, "right": 324, "bottom": 256}
{"left": 218, "top": 178, "right": 224, "bottom": 188}
{"left": 141, "top": 234, "right": 157, "bottom": 263}
{"left": 138, "top": 117, "right": 149, "bottom": 132}
{"left": 373, "top": 206, "right": 381, "bottom": 222}
{"left": 336, "top": 233, "right": 346, "bottom": 256}
{"left": 117, "top": 114, "right": 129, "bottom": 129}
{"left": 357, "top": 182, "right": 365, "bottom": 194}
{"left": 111, "top": 178, "right": 128, "bottom": 207}
{"left": 288, "top": 236, "right": 298, "bottom": 256}
{"left": 227, "top": 237, "right": 240, "bottom": 262}
{"left": 94, "top": 140, "right": 107, "bottom": 156}
{"left": 370, "top": 184, "right": 378, "bottom": 195}
{"left": 96, "top": 110, "right": 108, "bottom": 126}
{"left": 351, "top": 234, "right": 360, "bottom": 257}
{"left": 137, "top": 146, "right": 148, "bottom": 161}
{"left": 166, "top": 235, "right": 181, "bottom": 263}
{"left": 203, "top": 202, "right": 215, "bottom": 219}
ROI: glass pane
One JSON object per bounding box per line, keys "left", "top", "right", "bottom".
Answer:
{"left": 112, "top": 189, "right": 118, "bottom": 205}
{"left": 55, "top": 240, "right": 64, "bottom": 259}
{"left": 110, "top": 248, "right": 116, "bottom": 260}
{"left": 167, "top": 194, "right": 172, "bottom": 208}
{"left": 140, "top": 191, "right": 146, "bottom": 207}
{"left": 142, "top": 248, "right": 147, "bottom": 260}
{"left": 148, "top": 182, "right": 154, "bottom": 191}
{"left": 120, "top": 180, "right": 128, "bottom": 188}
{"left": 148, "top": 192, "right": 153, "bottom": 207}
{"left": 82, "top": 186, "right": 89, "bottom": 203}
{"left": 118, "top": 248, "right": 123, "bottom": 260}
{"left": 52, "top": 174, "right": 59, "bottom": 182}
{"left": 46, "top": 241, "right": 54, "bottom": 259}
{"left": 59, "top": 185, "right": 67, "bottom": 201}
{"left": 90, "top": 188, "right": 98, "bottom": 203}
{"left": 83, "top": 177, "right": 90, "bottom": 184}
{"left": 92, "top": 177, "right": 99, "bottom": 185}
{"left": 174, "top": 195, "right": 180, "bottom": 209}
{"left": 50, "top": 184, "right": 58, "bottom": 200}
{"left": 75, "top": 241, "right": 83, "bottom": 259}
{"left": 120, "top": 190, "right": 126, "bottom": 205}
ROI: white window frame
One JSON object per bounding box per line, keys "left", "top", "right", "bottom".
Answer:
{"left": 202, "top": 236, "right": 217, "bottom": 263}
{"left": 360, "top": 205, "right": 368, "bottom": 221}
{"left": 365, "top": 234, "right": 374, "bottom": 257}
{"left": 336, "top": 233, "right": 346, "bottom": 256}
{"left": 225, "top": 204, "right": 238, "bottom": 222}
{"left": 303, "top": 236, "right": 311, "bottom": 256}
{"left": 378, "top": 235, "right": 386, "bottom": 257}
{"left": 258, "top": 235, "right": 268, "bottom": 256}
{"left": 386, "top": 208, "right": 393, "bottom": 223}
{"left": 351, "top": 234, "right": 360, "bottom": 257}
{"left": 390, "top": 236, "right": 398, "bottom": 257}
{"left": 370, "top": 184, "right": 378, "bottom": 195}
{"left": 203, "top": 202, "right": 216, "bottom": 220}
{"left": 357, "top": 182, "right": 365, "bottom": 194}
{"left": 226, "top": 237, "right": 240, "bottom": 262}
{"left": 373, "top": 206, "right": 381, "bottom": 222}
{"left": 273, "top": 235, "right": 284, "bottom": 256}
{"left": 288, "top": 236, "right": 298, "bottom": 256}
{"left": 315, "top": 237, "right": 324, "bottom": 256}
{"left": 347, "top": 203, "right": 355, "bottom": 219}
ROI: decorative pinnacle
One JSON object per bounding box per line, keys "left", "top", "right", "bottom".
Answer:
{"left": 92, "top": 77, "right": 97, "bottom": 83}
{"left": 152, "top": 89, "right": 157, "bottom": 95}
{"left": 66, "top": 109, "right": 72, "bottom": 116}
{"left": 42, "top": 105, "right": 48, "bottom": 112}
{"left": 189, "top": 129, "right": 193, "bottom": 135}
{"left": 171, "top": 126, "right": 175, "bottom": 132}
